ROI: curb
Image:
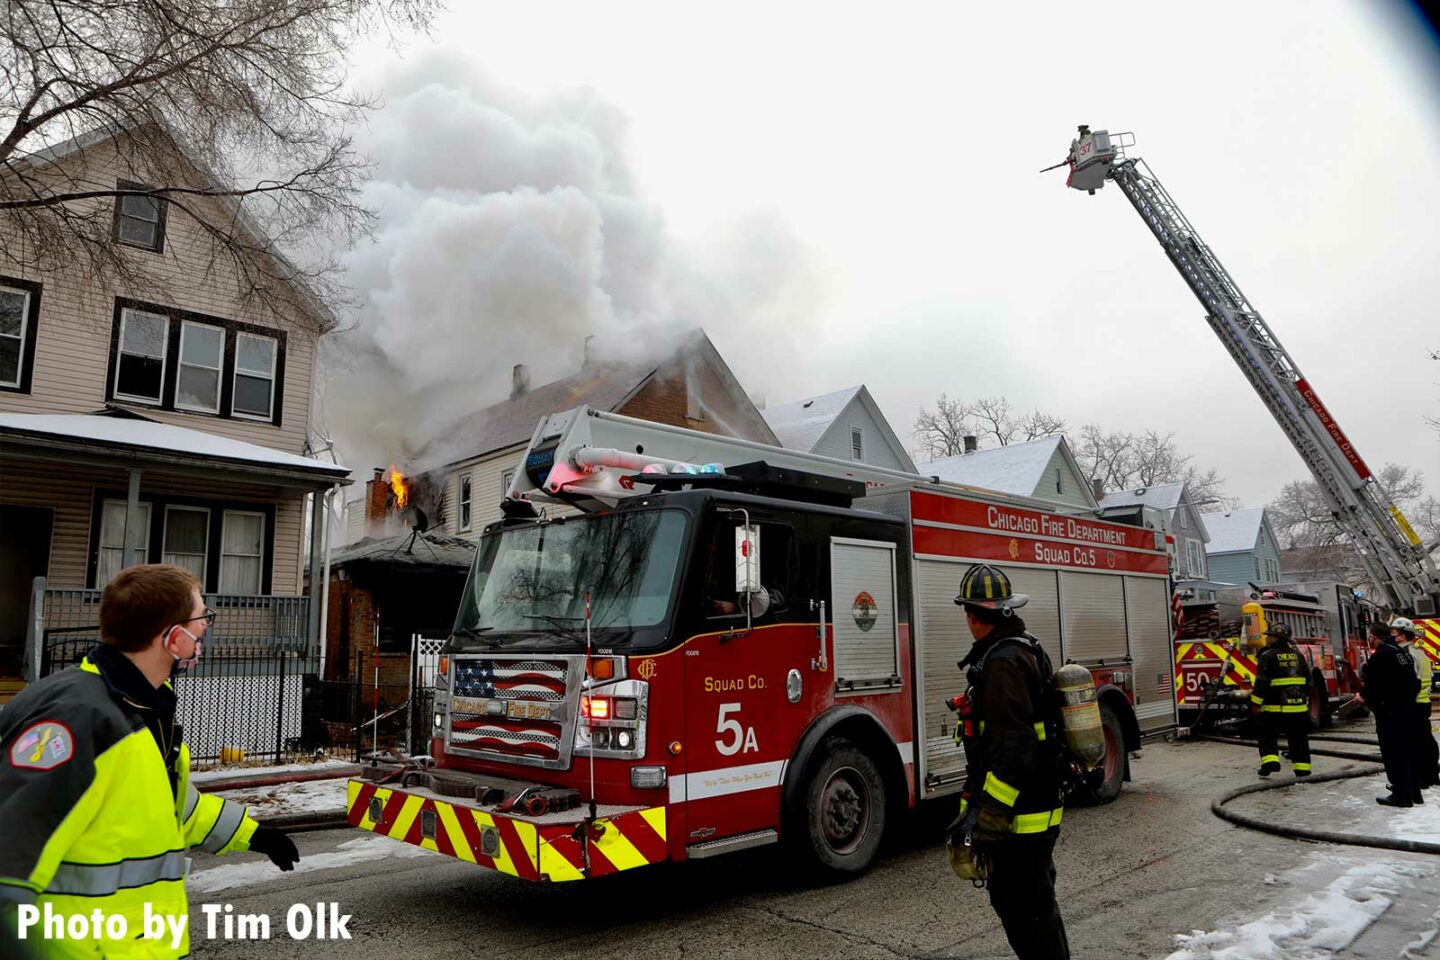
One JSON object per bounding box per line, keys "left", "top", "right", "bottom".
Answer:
{"left": 196, "top": 765, "right": 362, "bottom": 793}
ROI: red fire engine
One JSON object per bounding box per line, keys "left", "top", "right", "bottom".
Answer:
{"left": 346, "top": 407, "right": 1177, "bottom": 881}
{"left": 1175, "top": 584, "right": 1377, "bottom": 730}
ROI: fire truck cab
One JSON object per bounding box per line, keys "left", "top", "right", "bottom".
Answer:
{"left": 347, "top": 407, "right": 1175, "bottom": 881}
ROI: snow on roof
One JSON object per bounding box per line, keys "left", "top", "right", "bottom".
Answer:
{"left": 1099, "top": 480, "right": 1187, "bottom": 512}
{"left": 1201, "top": 507, "right": 1266, "bottom": 554}
{"left": 763, "top": 386, "right": 863, "bottom": 451}
{"left": 918, "top": 437, "right": 1063, "bottom": 498}
{"left": 0, "top": 414, "right": 349, "bottom": 478}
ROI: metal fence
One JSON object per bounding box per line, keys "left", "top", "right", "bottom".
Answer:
{"left": 28, "top": 585, "right": 435, "bottom": 764}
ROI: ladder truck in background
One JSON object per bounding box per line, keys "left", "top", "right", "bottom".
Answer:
{"left": 1053, "top": 126, "right": 1440, "bottom": 626}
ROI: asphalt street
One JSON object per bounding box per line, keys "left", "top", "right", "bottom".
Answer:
{"left": 188, "top": 728, "right": 1440, "bottom": 959}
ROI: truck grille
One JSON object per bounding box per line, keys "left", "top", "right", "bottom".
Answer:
{"left": 446, "top": 657, "right": 575, "bottom": 767}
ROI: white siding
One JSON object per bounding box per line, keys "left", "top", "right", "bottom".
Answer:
{"left": 1039, "top": 447, "right": 1093, "bottom": 510}
{"left": 441, "top": 445, "right": 578, "bottom": 541}
{"left": 810, "top": 401, "right": 912, "bottom": 472}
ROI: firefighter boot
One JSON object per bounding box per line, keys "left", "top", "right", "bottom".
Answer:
{"left": 1258, "top": 760, "right": 1281, "bottom": 777}
{"left": 1376, "top": 794, "right": 1414, "bottom": 808}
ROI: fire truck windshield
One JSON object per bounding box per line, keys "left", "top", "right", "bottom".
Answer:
{"left": 450, "top": 509, "right": 689, "bottom": 650}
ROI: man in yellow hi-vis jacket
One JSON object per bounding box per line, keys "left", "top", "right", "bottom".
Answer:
{"left": 1, "top": 564, "right": 299, "bottom": 958}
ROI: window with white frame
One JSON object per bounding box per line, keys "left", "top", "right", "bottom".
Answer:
{"left": 163, "top": 505, "right": 209, "bottom": 581}
{"left": 850, "top": 426, "right": 864, "bottom": 461}
{"left": 0, "top": 284, "right": 32, "bottom": 388}
{"left": 115, "top": 309, "right": 169, "bottom": 403}
{"left": 98, "top": 500, "right": 152, "bottom": 586}
{"left": 233, "top": 332, "right": 278, "bottom": 419}
{"left": 114, "top": 181, "right": 166, "bottom": 251}
{"left": 176, "top": 320, "right": 224, "bottom": 413}
{"left": 501, "top": 469, "right": 515, "bottom": 496}
{"left": 459, "top": 475, "right": 472, "bottom": 530}
{"left": 219, "top": 511, "right": 265, "bottom": 593}
{"left": 1185, "top": 539, "right": 1205, "bottom": 578}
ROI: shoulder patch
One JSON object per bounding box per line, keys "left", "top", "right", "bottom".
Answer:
{"left": 9, "top": 720, "right": 76, "bottom": 770}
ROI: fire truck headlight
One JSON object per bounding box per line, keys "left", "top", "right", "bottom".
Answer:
{"left": 592, "top": 729, "right": 611, "bottom": 750}
{"left": 630, "top": 766, "right": 667, "bottom": 789}
{"left": 433, "top": 712, "right": 443, "bottom": 729}
{"left": 615, "top": 698, "right": 638, "bottom": 720}
{"left": 614, "top": 729, "right": 634, "bottom": 750}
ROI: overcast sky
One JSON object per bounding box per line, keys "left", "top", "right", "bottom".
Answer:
{"left": 334, "top": 0, "right": 1440, "bottom": 510}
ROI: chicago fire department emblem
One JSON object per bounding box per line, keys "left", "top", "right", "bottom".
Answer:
{"left": 635, "top": 658, "right": 657, "bottom": 680}
{"left": 1107, "top": 550, "right": 1117, "bottom": 569}
{"left": 852, "top": 592, "right": 878, "bottom": 632}
{"left": 1008, "top": 538, "right": 1020, "bottom": 560}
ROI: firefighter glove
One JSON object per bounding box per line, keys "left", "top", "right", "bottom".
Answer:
{"left": 971, "top": 802, "right": 1012, "bottom": 847}
{"left": 249, "top": 827, "right": 300, "bottom": 871}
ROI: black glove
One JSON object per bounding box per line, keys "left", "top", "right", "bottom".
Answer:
{"left": 248, "top": 827, "right": 300, "bottom": 871}
{"left": 970, "top": 803, "right": 1012, "bottom": 847}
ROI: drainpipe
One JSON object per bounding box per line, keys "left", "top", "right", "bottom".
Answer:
{"left": 317, "top": 484, "right": 339, "bottom": 678}
{"left": 306, "top": 488, "right": 325, "bottom": 661}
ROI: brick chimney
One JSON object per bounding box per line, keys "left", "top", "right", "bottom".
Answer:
{"left": 512, "top": 364, "right": 530, "bottom": 399}
{"left": 963, "top": 435, "right": 977, "bottom": 454}
{"left": 366, "top": 468, "right": 390, "bottom": 536}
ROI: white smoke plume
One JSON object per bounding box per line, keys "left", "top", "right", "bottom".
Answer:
{"left": 318, "top": 55, "right": 821, "bottom": 477}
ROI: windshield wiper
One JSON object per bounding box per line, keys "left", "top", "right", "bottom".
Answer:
{"left": 451, "top": 626, "right": 494, "bottom": 638}
{"left": 518, "top": 614, "right": 592, "bottom": 647}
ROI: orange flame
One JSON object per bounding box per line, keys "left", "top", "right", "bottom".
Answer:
{"left": 388, "top": 465, "right": 410, "bottom": 509}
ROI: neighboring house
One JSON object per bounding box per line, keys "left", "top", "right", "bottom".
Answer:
{"left": 1098, "top": 481, "right": 1211, "bottom": 580}
{"left": 1281, "top": 544, "right": 1357, "bottom": 584}
{"left": 357, "top": 330, "right": 778, "bottom": 543}
{"left": 763, "top": 385, "right": 917, "bottom": 473}
{"left": 1202, "top": 507, "right": 1282, "bottom": 585}
{"left": 0, "top": 125, "right": 348, "bottom": 708}
{"left": 918, "top": 436, "right": 1095, "bottom": 511}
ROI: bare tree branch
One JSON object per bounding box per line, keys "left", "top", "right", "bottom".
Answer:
{"left": 1, "top": 0, "right": 437, "bottom": 322}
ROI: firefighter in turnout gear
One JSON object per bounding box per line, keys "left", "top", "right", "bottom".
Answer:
{"left": 949, "top": 564, "right": 1070, "bottom": 960}
{"left": 0, "top": 565, "right": 299, "bottom": 959}
{"left": 1250, "top": 623, "right": 1313, "bottom": 778}
{"left": 1390, "top": 617, "right": 1439, "bottom": 791}
{"left": 1361, "top": 622, "right": 1421, "bottom": 806}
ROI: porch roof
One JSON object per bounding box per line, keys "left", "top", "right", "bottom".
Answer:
{"left": 0, "top": 413, "right": 351, "bottom": 489}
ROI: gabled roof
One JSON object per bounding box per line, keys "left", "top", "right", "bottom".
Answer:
{"left": 330, "top": 532, "right": 476, "bottom": 570}
{"left": 920, "top": 436, "right": 1077, "bottom": 502}
{"left": 424, "top": 329, "right": 776, "bottom": 467}
{"left": 1201, "top": 507, "right": 1268, "bottom": 554}
{"left": 1099, "top": 481, "right": 1188, "bottom": 512}
{"left": 764, "top": 386, "right": 863, "bottom": 452}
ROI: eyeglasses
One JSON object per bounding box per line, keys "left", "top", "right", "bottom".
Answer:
{"left": 180, "top": 608, "right": 218, "bottom": 628}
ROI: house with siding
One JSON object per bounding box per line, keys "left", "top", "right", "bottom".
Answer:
{"left": 1098, "top": 482, "right": 1211, "bottom": 580}
{"left": 0, "top": 125, "right": 348, "bottom": 703}
{"left": 1201, "top": 507, "right": 1282, "bottom": 585}
{"left": 348, "top": 330, "right": 777, "bottom": 544}
{"left": 918, "top": 436, "right": 1095, "bottom": 512}
{"left": 763, "top": 385, "right": 917, "bottom": 473}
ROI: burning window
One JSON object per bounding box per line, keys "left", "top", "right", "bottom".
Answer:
{"left": 115, "top": 308, "right": 168, "bottom": 403}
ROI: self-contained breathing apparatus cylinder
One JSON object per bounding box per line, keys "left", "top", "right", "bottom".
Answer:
{"left": 1053, "top": 662, "right": 1106, "bottom": 769}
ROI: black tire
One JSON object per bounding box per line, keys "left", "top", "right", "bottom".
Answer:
{"left": 794, "top": 738, "right": 886, "bottom": 877}
{"left": 1076, "top": 703, "right": 1125, "bottom": 806}
{"left": 1307, "top": 673, "right": 1331, "bottom": 731}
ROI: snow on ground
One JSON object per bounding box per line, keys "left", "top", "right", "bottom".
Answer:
{"left": 188, "top": 836, "right": 441, "bottom": 894}
{"left": 215, "top": 778, "right": 349, "bottom": 818}
{"left": 191, "top": 759, "right": 354, "bottom": 783}
{"left": 1166, "top": 860, "right": 1419, "bottom": 959}
{"left": 1330, "top": 773, "right": 1440, "bottom": 843}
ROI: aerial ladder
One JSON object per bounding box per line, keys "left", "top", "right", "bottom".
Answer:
{"left": 1051, "top": 126, "right": 1439, "bottom": 617}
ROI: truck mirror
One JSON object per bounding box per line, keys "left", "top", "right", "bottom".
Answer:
{"left": 747, "top": 586, "right": 772, "bottom": 620}
{"left": 736, "top": 525, "right": 760, "bottom": 594}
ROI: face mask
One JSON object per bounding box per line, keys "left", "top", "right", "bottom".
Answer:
{"left": 167, "top": 625, "right": 204, "bottom": 672}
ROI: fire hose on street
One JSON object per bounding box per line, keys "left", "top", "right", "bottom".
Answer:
{"left": 1196, "top": 733, "right": 1440, "bottom": 856}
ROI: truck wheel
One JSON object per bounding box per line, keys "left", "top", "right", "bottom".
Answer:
{"left": 1076, "top": 703, "right": 1125, "bottom": 806}
{"left": 1307, "top": 673, "right": 1331, "bottom": 731}
{"left": 796, "top": 738, "right": 886, "bottom": 877}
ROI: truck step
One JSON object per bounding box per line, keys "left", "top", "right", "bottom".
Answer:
{"left": 686, "top": 829, "right": 778, "bottom": 859}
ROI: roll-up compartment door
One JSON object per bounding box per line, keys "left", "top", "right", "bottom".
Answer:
{"left": 830, "top": 538, "right": 899, "bottom": 691}
{"left": 916, "top": 559, "right": 968, "bottom": 782}
{"left": 1059, "top": 571, "right": 1127, "bottom": 664}
{"left": 1125, "top": 575, "right": 1176, "bottom": 729}
{"left": 996, "top": 565, "right": 1060, "bottom": 662}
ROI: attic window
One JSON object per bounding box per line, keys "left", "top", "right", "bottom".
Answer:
{"left": 113, "top": 180, "right": 166, "bottom": 252}
{"left": 1056, "top": 467, "right": 1063, "bottom": 494}
{"left": 850, "top": 426, "right": 863, "bottom": 461}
